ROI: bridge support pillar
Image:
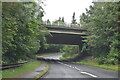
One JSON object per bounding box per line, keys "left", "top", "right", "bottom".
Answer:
{"left": 79, "top": 45, "right": 83, "bottom": 54}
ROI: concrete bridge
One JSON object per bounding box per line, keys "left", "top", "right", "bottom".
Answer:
{"left": 45, "top": 25, "right": 87, "bottom": 45}
{"left": 42, "top": 25, "right": 87, "bottom": 52}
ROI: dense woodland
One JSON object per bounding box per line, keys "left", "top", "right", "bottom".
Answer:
{"left": 2, "top": 1, "right": 120, "bottom": 65}
{"left": 79, "top": 2, "right": 120, "bottom": 65}
{"left": 2, "top": 2, "right": 48, "bottom": 64}
{"left": 62, "top": 2, "right": 120, "bottom": 65}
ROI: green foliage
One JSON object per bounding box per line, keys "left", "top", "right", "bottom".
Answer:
{"left": 71, "top": 12, "right": 77, "bottom": 24}
{"left": 60, "top": 45, "right": 79, "bottom": 58}
{"left": 2, "top": 2, "right": 47, "bottom": 64}
{"left": 46, "top": 19, "right": 51, "bottom": 24}
{"left": 52, "top": 17, "right": 65, "bottom": 25}
{"left": 62, "top": 17, "right": 65, "bottom": 22}
{"left": 106, "top": 48, "right": 119, "bottom": 64}
{"left": 77, "top": 61, "right": 118, "bottom": 71}
{"left": 39, "top": 44, "right": 64, "bottom": 53}
{"left": 80, "top": 2, "right": 120, "bottom": 65}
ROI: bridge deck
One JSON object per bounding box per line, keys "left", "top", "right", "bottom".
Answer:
{"left": 43, "top": 25, "right": 87, "bottom": 45}
{"left": 49, "top": 30, "right": 87, "bottom": 35}
{"left": 44, "top": 25, "right": 87, "bottom": 32}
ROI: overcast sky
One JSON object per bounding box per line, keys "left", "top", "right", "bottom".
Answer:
{"left": 42, "top": 0, "right": 93, "bottom": 23}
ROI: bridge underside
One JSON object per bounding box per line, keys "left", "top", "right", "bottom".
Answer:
{"left": 39, "top": 25, "right": 87, "bottom": 53}
{"left": 46, "top": 32, "right": 84, "bottom": 45}
{"left": 43, "top": 25, "right": 87, "bottom": 46}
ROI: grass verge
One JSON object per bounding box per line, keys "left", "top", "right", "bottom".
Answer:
{"left": 61, "top": 56, "right": 119, "bottom": 71}
{"left": 76, "top": 61, "right": 119, "bottom": 71}
{"left": 35, "top": 64, "right": 49, "bottom": 78}
{"left": 2, "top": 60, "right": 41, "bottom": 78}
{"left": 60, "top": 54, "right": 78, "bottom": 60}
{"left": 60, "top": 56, "right": 71, "bottom": 60}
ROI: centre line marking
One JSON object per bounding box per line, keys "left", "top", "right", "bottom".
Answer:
{"left": 75, "top": 67, "right": 81, "bottom": 71}
{"left": 80, "top": 71, "right": 97, "bottom": 78}
{"left": 58, "top": 62, "right": 98, "bottom": 78}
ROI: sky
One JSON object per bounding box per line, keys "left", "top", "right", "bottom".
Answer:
{"left": 42, "top": 0, "right": 93, "bottom": 23}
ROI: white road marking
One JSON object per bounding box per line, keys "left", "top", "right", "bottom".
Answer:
{"left": 58, "top": 62, "right": 63, "bottom": 64}
{"left": 57, "top": 62, "right": 98, "bottom": 78}
{"left": 58, "top": 62, "right": 72, "bottom": 68}
{"left": 81, "top": 71, "right": 97, "bottom": 78}
{"left": 75, "top": 67, "right": 81, "bottom": 71}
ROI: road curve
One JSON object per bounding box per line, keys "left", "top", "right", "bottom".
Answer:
{"left": 41, "top": 53, "right": 118, "bottom": 78}
{"left": 44, "top": 61, "right": 118, "bottom": 78}
{"left": 45, "top": 62, "right": 92, "bottom": 78}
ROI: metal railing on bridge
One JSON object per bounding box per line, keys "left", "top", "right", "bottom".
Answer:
{"left": 43, "top": 22, "right": 81, "bottom": 29}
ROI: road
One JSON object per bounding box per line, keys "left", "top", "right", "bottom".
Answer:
{"left": 42, "top": 54, "right": 118, "bottom": 78}
{"left": 43, "top": 53, "right": 62, "bottom": 60}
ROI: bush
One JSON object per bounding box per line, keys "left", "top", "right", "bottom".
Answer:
{"left": 60, "top": 45, "right": 79, "bottom": 58}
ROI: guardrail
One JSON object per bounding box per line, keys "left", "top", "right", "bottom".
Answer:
{"left": 0, "top": 61, "right": 28, "bottom": 70}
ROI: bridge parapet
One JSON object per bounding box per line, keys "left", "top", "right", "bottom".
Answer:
{"left": 43, "top": 25, "right": 87, "bottom": 33}
{"left": 43, "top": 23, "right": 81, "bottom": 29}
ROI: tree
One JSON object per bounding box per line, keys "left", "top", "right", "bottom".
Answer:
{"left": 47, "top": 19, "right": 51, "bottom": 24}
{"left": 80, "top": 2, "right": 120, "bottom": 65}
{"left": 71, "top": 12, "right": 77, "bottom": 24}
{"left": 58, "top": 17, "right": 61, "bottom": 22}
{"left": 53, "top": 17, "right": 65, "bottom": 26}
{"left": 62, "top": 17, "right": 64, "bottom": 22}
{"left": 2, "top": 1, "right": 48, "bottom": 64}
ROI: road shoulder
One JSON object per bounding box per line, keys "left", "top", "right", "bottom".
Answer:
{"left": 15, "top": 61, "right": 49, "bottom": 79}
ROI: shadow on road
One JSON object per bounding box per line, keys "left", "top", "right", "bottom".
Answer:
{"left": 37, "top": 57, "right": 70, "bottom": 63}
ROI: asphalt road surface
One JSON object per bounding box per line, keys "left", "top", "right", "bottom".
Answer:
{"left": 42, "top": 53, "right": 62, "bottom": 60}
{"left": 42, "top": 54, "right": 118, "bottom": 78}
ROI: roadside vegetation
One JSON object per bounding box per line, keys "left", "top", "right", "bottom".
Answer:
{"left": 77, "top": 61, "right": 118, "bottom": 71}
{"left": 2, "top": 0, "right": 120, "bottom": 76}
{"left": 35, "top": 64, "right": 49, "bottom": 78}
{"left": 60, "top": 45, "right": 79, "bottom": 60}
{"left": 79, "top": 2, "right": 120, "bottom": 66}
{"left": 60, "top": 2, "right": 120, "bottom": 71}
{"left": 75, "top": 56, "right": 119, "bottom": 71}
{"left": 2, "top": 1, "right": 49, "bottom": 64}
{"left": 2, "top": 61, "right": 40, "bottom": 78}
{"left": 38, "top": 44, "right": 64, "bottom": 53}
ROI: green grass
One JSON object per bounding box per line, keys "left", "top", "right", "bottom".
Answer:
{"left": 61, "top": 56, "right": 119, "bottom": 71}
{"left": 60, "top": 56, "right": 73, "bottom": 60}
{"left": 0, "top": 71, "right": 2, "bottom": 80}
{"left": 76, "top": 61, "right": 119, "bottom": 71}
{"left": 35, "top": 64, "right": 49, "bottom": 78}
{"left": 2, "top": 60, "right": 41, "bottom": 78}
{"left": 60, "top": 56, "right": 71, "bottom": 60}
